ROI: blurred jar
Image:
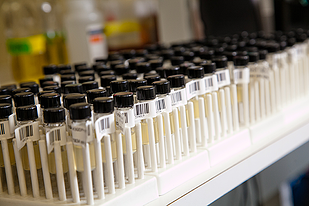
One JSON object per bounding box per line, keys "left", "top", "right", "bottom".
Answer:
{"left": 1, "top": 0, "right": 46, "bottom": 83}
{"left": 99, "top": 0, "right": 158, "bottom": 50}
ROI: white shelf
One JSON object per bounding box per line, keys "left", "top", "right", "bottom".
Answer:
{"left": 146, "top": 97, "right": 309, "bottom": 206}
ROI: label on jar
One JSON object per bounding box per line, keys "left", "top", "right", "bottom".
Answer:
{"left": 134, "top": 100, "right": 156, "bottom": 119}
{"left": 233, "top": 68, "right": 250, "bottom": 84}
{"left": 186, "top": 79, "right": 204, "bottom": 100}
{"left": 155, "top": 96, "right": 172, "bottom": 114}
{"left": 216, "top": 70, "right": 231, "bottom": 88}
{"left": 15, "top": 121, "right": 40, "bottom": 150}
{"left": 71, "top": 121, "right": 93, "bottom": 147}
{"left": 86, "top": 24, "right": 107, "bottom": 62}
{"left": 0, "top": 121, "right": 11, "bottom": 140}
{"left": 46, "top": 126, "right": 67, "bottom": 154}
{"left": 170, "top": 88, "right": 187, "bottom": 107}
{"left": 203, "top": 75, "right": 218, "bottom": 93}
{"left": 115, "top": 109, "right": 135, "bottom": 134}
{"left": 6, "top": 34, "right": 46, "bottom": 55}
{"left": 95, "top": 114, "right": 115, "bottom": 142}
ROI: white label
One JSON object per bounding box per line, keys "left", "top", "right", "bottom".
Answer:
{"left": 216, "top": 70, "right": 230, "bottom": 88}
{"left": 170, "top": 88, "right": 187, "bottom": 107}
{"left": 86, "top": 24, "right": 107, "bottom": 61}
{"left": 155, "top": 96, "right": 172, "bottom": 114}
{"left": 0, "top": 121, "right": 11, "bottom": 139}
{"left": 134, "top": 101, "right": 156, "bottom": 119}
{"left": 71, "top": 121, "right": 93, "bottom": 147}
{"left": 95, "top": 114, "right": 115, "bottom": 142}
{"left": 186, "top": 80, "right": 204, "bottom": 100}
{"left": 115, "top": 109, "right": 135, "bottom": 133}
{"left": 203, "top": 75, "right": 218, "bottom": 93}
{"left": 15, "top": 122, "right": 40, "bottom": 150}
{"left": 46, "top": 126, "right": 67, "bottom": 154}
{"left": 259, "top": 65, "right": 270, "bottom": 79}
{"left": 233, "top": 68, "right": 250, "bottom": 84}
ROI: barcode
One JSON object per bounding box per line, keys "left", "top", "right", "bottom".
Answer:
{"left": 155, "top": 99, "right": 166, "bottom": 112}
{"left": 205, "top": 78, "right": 213, "bottom": 90}
{"left": 171, "top": 91, "right": 182, "bottom": 104}
{"left": 49, "top": 129, "right": 61, "bottom": 145}
{"left": 19, "top": 125, "right": 33, "bottom": 142}
{"left": 0, "top": 123, "right": 5, "bottom": 135}
{"left": 135, "top": 103, "right": 150, "bottom": 116}
{"left": 188, "top": 81, "right": 200, "bottom": 94}
{"left": 217, "top": 72, "right": 226, "bottom": 82}
{"left": 234, "top": 70, "right": 243, "bottom": 80}
{"left": 87, "top": 124, "right": 91, "bottom": 136}
{"left": 99, "top": 117, "right": 110, "bottom": 132}
{"left": 124, "top": 112, "right": 128, "bottom": 123}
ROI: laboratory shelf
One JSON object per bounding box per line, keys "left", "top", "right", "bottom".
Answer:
{"left": 146, "top": 97, "right": 309, "bottom": 206}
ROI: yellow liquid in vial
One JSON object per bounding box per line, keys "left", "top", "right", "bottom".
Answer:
{"left": 0, "top": 139, "right": 16, "bottom": 167}
{"left": 122, "top": 127, "right": 137, "bottom": 154}
{"left": 47, "top": 146, "right": 69, "bottom": 174}
{"left": 73, "top": 142, "right": 96, "bottom": 172}
{"left": 169, "top": 109, "right": 183, "bottom": 134}
{"left": 46, "top": 35, "right": 69, "bottom": 65}
{"left": 141, "top": 118, "right": 159, "bottom": 145}
{"left": 101, "top": 135, "right": 117, "bottom": 163}
{"left": 11, "top": 54, "right": 45, "bottom": 83}
{"left": 237, "top": 85, "right": 243, "bottom": 103}
{"left": 188, "top": 97, "right": 199, "bottom": 126}
{"left": 20, "top": 141, "right": 42, "bottom": 170}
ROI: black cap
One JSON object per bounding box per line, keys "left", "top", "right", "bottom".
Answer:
{"left": 187, "top": 66, "right": 205, "bottom": 79}
{"left": 74, "top": 62, "right": 87, "bottom": 70}
{"left": 128, "top": 57, "right": 145, "bottom": 70}
{"left": 38, "top": 90, "right": 56, "bottom": 104}
{"left": 79, "top": 76, "right": 95, "bottom": 83}
{"left": 14, "top": 92, "right": 35, "bottom": 107}
{"left": 69, "top": 103, "right": 91, "bottom": 120}
{"left": 12, "top": 88, "right": 31, "bottom": 97}
{"left": 223, "top": 51, "right": 237, "bottom": 61}
{"left": 193, "top": 58, "right": 208, "bottom": 66}
{"left": 149, "top": 59, "right": 163, "bottom": 70}
{"left": 110, "top": 60, "right": 123, "bottom": 70}
{"left": 58, "top": 64, "right": 72, "bottom": 71}
{"left": 113, "top": 92, "right": 134, "bottom": 108}
{"left": 42, "top": 81, "right": 59, "bottom": 88}
{"left": 115, "top": 64, "right": 130, "bottom": 75}
{"left": 234, "top": 55, "right": 249, "bottom": 66}
{"left": 16, "top": 105, "right": 38, "bottom": 121}
{"left": 0, "top": 103, "right": 12, "bottom": 119}
{"left": 249, "top": 52, "right": 259, "bottom": 62}
{"left": 121, "top": 49, "right": 136, "bottom": 59}
{"left": 94, "top": 57, "right": 108, "bottom": 63}
{"left": 100, "top": 75, "right": 117, "bottom": 88}
{"left": 43, "top": 107, "right": 65, "bottom": 123}
{"left": 183, "top": 51, "right": 195, "bottom": 61}
{"left": 266, "top": 43, "right": 280, "bottom": 53}
{"left": 165, "top": 66, "right": 180, "bottom": 77}
{"left": 43, "top": 85, "right": 61, "bottom": 94}
{"left": 108, "top": 53, "right": 124, "bottom": 61}
{"left": 61, "top": 74, "right": 76, "bottom": 82}
{"left": 136, "top": 62, "right": 151, "bottom": 74}
{"left": 106, "top": 86, "right": 111, "bottom": 97}
{"left": 60, "top": 70, "right": 75, "bottom": 75}
{"left": 39, "top": 77, "right": 53, "bottom": 87}
{"left": 136, "top": 86, "right": 156, "bottom": 100}
{"left": 43, "top": 65, "right": 58, "bottom": 75}
{"left": 110, "top": 80, "right": 128, "bottom": 93}
{"left": 96, "top": 64, "right": 111, "bottom": 74}
{"left": 226, "top": 44, "right": 238, "bottom": 51}
{"left": 127, "top": 79, "right": 147, "bottom": 92}
{"left": 287, "top": 38, "right": 296, "bottom": 47}
{"left": 79, "top": 70, "right": 95, "bottom": 77}
{"left": 155, "top": 67, "right": 166, "bottom": 78}
{"left": 82, "top": 81, "right": 99, "bottom": 93}
{"left": 0, "top": 95, "right": 12, "bottom": 105}
{"left": 180, "top": 62, "right": 195, "bottom": 74}
{"left": 92, "top": 62, "right": 104, "bottom": 71}
{"left": 122, "top": 73, "right": 137, "bottom": 80}
{"left": 20, "top": 82, "right": 39, "bottom": 95}
{"left": 259, "top": 50, "right": 268, "bottom": 60}
{"left": 61, "top": 81, "right": 75, "bottom": 93}
{"left": 93, "top": 97, "right": 114, "bottom": 114}
{"left": 99, "top": 70, "right": 115, "bottom": 76}
{"left": 212, "top": 56, "right": 228, "bottom": 68}
{"left": 152, "top": 80, "right": 170, "bottom": 95}
{"left": 167, "top": 74, "right": 185, "bottom": 88}
{"left": 279, "top": 41, "right": 287, "bottom": 50}
{"left": 76, "top": 65, "right": 92, "bottom": 73}
{"left": 171, "top": 56, "right": 184, "bottom": 66}
{"left": 64, "top": 93, "right": 86, "bottom": 109}
{"left": 0, "top": 87, "right": 10, "bottom": 96}
{"left": 64, "top": 83, "right": 83, "bottom": 94}
{"left": 145, "top": 75, "right": 160, "bottom": 85}
{"left": 40, "top": 93, "right": 61, "bottom": 108}
{"left": 201, "top": 62, "right": 216, "bottom": 74}
{"left": 145, "top": 54, "right": 162, "bottom": 61}
{"left": 199, "top": 50, "right": 214, "bottom": 60}
{"left": 173, "top": 46, "right": 186, "bottom": 56}
{"left": 160, "top": 49, "right": 174, "bottom": 60}
{"left": 135, "top": 49, "right": 148, "bottom": 57}
{"left": 1, "top": 84, "right": 17, "bottom": 92}
{"left": 86, "top": 89, "right": 107, "bottom": 104}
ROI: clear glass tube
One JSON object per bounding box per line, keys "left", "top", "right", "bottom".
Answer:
{"left": 0, "top": 118, "right": 15, "bottom": 167}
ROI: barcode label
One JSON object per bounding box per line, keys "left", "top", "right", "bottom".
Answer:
{"left": 15, "top": 122, "right": 40, "bottom": 150}
{"left": 134, "top": 101, "right": 156, "bottom": 119}
{"left": 233, "top": 68, "right": 250, "bottom": 84}
{"left": 259, "top": 65, "right": 270, "bottom": 79}
{"left": 71, "top": 121, "right": 93, "bottom": 147}
{"left": 249, "top": 64, "right": 259, "bottom": 79}
{"left": 115, "top": 109, "right": 135, "bottom": 133}
{"left": 186, "top": 80, "right": 204, "bottom": 100}
{"left": 0, "top": 121, "right": 11, "bottom": 139}
{"left": 170, "top": 88, "right": 187, "bottom": 107}
{"left": 46, "top": 126, "right": 67, "bottom": 154}
{"left": 203, "top": 75, "right": 218, "bottom": 93}
{"left": 216, "top": 70, "right": 230, "bottom": 87}
{"left": 156, "top": 96, "right": 172, "bottom": 114}
{"left": 95, "top": 114, "right": 115, "bottom": 141}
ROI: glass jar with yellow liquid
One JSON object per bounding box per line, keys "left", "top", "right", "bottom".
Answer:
{"left": 0, "top": 104, "right": 15, "bottom": 167}
{"left": 69, "top": 103, "right": 96, "bottom": 172}
{"left": 43, "top": 107, "right": 69, "bottom": 174}
{"left": 114, "top": 92, "right": 137, "bottom": 154}
{"left": 15, "top": 105, "right": 42, "bottom": 170}
{"left": 93, "top": 97, "right": 117, "bottom": 163}
{"left": 1, "top": 0, "right": 46, "bottom": 83}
